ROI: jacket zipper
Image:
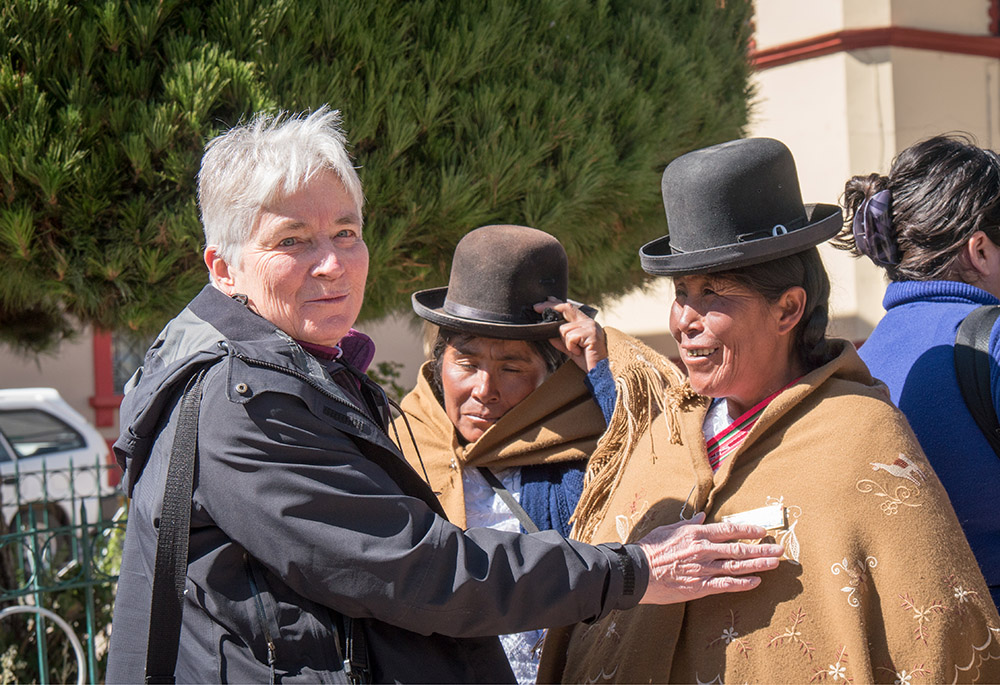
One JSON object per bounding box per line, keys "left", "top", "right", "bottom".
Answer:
{"left": 233, "top": 353, "right": 367, "bottom": 414}
{"left": 233, "top": 352, "right": 396, "bottom": 438}
{"left": 244, "top": 552, "right": 278, "bottom": 684}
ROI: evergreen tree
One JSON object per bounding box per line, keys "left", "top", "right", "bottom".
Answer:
{"left": 0, "top": 0, "right": 754, "bottom": 352}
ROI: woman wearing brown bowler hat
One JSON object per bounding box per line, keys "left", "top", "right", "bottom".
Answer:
{"left": 398, "top": 224, "right": 623, "bottom": 682}
{"left": 538, "top": 138, "right": 1000, "bottom": 684}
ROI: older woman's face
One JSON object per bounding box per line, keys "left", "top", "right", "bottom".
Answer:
{"left": 669, "top": 274, "right": 799, "bottom": 417}
{"left": 209, "top": 170, "right": 368, "bottom": 347}
{"left": 441, "top": 337, "right": 550, "bottom": 443}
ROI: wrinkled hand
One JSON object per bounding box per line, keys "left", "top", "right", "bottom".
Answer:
{"left": 533, "top": 297, "right": 608, "bottom": 372}
{"left": 636, "top": 512, "right": 784, "bottom": 605}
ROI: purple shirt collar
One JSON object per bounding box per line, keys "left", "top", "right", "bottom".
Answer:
{"left": 296, "top": 328, "right": 376, "bottom": 373}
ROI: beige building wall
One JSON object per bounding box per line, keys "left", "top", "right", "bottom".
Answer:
{"left": 4, "top": 0, "right": 998, "bottom": 405}
{"left": 363, "top": 312, "right": 432, "bottom": 392}
{"left": 600, "top": 0, "right": 1000, "bottom": 355}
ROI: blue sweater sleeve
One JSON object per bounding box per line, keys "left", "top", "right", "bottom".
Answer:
{"left": 520, "top": 462, "right": 586, "bottom": 538}
{"left": 584, "top": 359, "right": 616, "bottom": 425}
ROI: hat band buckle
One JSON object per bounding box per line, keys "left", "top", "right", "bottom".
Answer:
{"left": 736, "top": 220, "right": 800, "bottom": 243}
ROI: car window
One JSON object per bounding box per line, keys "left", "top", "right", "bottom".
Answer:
{"left": 0, "top": 409, "right": 87, "bottom": 458}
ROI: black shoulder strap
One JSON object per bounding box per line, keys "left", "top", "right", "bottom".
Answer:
{"left": 954, "top": 304, "right": 1000, "bottom": 457}
{"left": 144, "top": 367, "right": 208, "bottom": 684}
{"left": 477, "top": 467, "right": 541, "bottom": 534}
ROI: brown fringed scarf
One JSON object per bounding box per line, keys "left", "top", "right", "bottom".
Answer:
{"left": 570, "top": 327, "right": 697, "bottom": 543}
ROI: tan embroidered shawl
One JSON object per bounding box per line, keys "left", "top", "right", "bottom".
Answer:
{"left": 394, "top": 359, "right": 606, "bottom": 527}
{"left": 539, "top": 340, "right": 1000, "bottom": 684}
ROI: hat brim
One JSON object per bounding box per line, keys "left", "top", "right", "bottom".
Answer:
{"left": 411, "top": 289, "right": 595, "bottom": 340}
{"left": 639, "top": 203, "right": 843, "bottom": 276}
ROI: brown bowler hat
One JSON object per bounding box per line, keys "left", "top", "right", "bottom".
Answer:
{"left": 411, "top": 225, "right": 595, "bottom": 340}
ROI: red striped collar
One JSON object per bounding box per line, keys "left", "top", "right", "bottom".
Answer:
{"left": 706, "top": 378, "right": 800, "bottom": 470}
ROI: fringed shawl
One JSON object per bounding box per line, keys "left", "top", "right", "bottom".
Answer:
{"left": 571, "top": 327, "right": 698, "bottom": 543}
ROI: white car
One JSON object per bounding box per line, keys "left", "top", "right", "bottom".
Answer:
{"left": 0, "top": 387, "right": 119, "bottom": 531}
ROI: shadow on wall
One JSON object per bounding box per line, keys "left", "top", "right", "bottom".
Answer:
{"left": 828, "top": 314, "right": 876, "bottom": 346}
{"left": 361, "top": 313, "right": 430, "bottom": 393}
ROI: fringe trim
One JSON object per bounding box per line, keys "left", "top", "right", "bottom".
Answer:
{"left": 571, "top": 330, "right": 697, "bottom": 543}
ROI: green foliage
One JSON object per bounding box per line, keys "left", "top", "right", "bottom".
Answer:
{"left": 368, "top": 359, "right": 407, "bottom": 403}
{"left": 0, "top": 0, "right": 754, "bottom": 352}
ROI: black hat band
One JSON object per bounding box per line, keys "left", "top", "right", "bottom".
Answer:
{"left": 443, "top": 299, "right": 545, "bottom": 325}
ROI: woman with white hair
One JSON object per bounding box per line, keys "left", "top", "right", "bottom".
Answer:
{"left": 106, "top": 108, "right": 785, "bottom": 683}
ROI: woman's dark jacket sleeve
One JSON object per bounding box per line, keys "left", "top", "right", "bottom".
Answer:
{"left": 106, "top": 285, "right": 646, "bottom": 683}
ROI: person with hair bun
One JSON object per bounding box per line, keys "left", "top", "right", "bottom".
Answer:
{"left": 834, "top": 134, "right": 1000, "bottom": 610}
{"left": 539, "top": 138, "right": 1000, "bottom": 684}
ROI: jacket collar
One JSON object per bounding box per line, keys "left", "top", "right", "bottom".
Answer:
{"left": 116, "top": 284, "right": 380, "bottom": 494}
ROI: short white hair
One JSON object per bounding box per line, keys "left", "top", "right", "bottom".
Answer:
{"left": 198, "top": 106, "right": 364, "bottom": 267}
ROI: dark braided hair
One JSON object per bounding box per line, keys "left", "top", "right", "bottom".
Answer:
{"left": 713, "top": 247, "right": 832, "bottom": 371}
{"left": 833, "top": 133, "right": 1000, "bottom": 282}
{"left": 429, "top": 328, "right": 566, "bottom": 401}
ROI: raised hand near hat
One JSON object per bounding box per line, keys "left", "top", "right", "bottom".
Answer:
{"left": 636, "top": 512, "right": 784, "bottom": 605}
{"left": 534, "top": 297, "right": 608, "bottom": 372}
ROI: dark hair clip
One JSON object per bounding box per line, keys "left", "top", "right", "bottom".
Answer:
{"left": 852, "top": 189, "right": 899, "bottom": 267}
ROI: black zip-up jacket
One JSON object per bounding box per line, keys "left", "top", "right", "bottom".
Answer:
{"left": 106, "top": 285, "right": 647, "bottom": 683}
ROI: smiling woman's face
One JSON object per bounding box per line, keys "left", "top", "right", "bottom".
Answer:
{"left": 669, "top": 274, "right": 800, "bottom": 417}
{"left": 207, "top": 169, "right": 368, "bottom": 347}
{"left": 440, "top": 337, "right": 550, "bottom": 443}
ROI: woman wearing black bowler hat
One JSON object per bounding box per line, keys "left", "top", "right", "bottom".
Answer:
{"left": 397, "top": 224, "right": 620, "bottom": 683}
{"left": 538, "top": 138, "right": 1000, "bottom": 684}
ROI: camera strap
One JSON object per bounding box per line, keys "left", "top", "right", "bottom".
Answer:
{"left": 954, "top": 304, "right": 1000, "bottom": 458}
{"left": 477, "top": 467, "right": 540, "bottom": 534}
{"left": 144, "top": 366, "right": 208, "bottom": 684}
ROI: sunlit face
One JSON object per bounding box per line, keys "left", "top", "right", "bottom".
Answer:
{"left": 441, "top": 337, "right": 550, "bottom": 443}
{"left": 669, "top": 274, "right": 797, "bottom": 417}
{"left": 208, "top": 170, "right": 368, "bottom": 347}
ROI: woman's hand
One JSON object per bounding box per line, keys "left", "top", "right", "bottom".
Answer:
{"left": 533, "top": 297, "right": 608, "bottom": 372}
{"left": 635, "top": 512, "right": 784, "bottom": 605}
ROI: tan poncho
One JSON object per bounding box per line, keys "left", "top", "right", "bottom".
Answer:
{"left": 539, "top": 337, "right": 1000, "bottom": 684}
{"left": 394, "top": 360, "right": 606, "bottom": 527}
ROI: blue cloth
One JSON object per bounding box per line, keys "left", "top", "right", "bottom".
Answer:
{"left": 521, "top": 463, "right": 586, "bottom": 538}
{"left": 584, "top": 358, "right": 617, "bottom": 423}
{"left": 518, "top": 362, "right": 616, "bottom": 536}
{"left": 859, "top": 280, "right": 1000, "bottom": 608}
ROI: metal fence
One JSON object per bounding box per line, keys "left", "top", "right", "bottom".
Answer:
{"left": 0, "top": 456, "right": 125, "bottom": 685}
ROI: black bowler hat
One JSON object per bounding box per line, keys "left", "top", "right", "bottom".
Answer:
{"left": 640, "top": 138, "right": 842, "bottom": 276}
{"left": 411, "top": 225, "right": 596, "bottom": 340}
